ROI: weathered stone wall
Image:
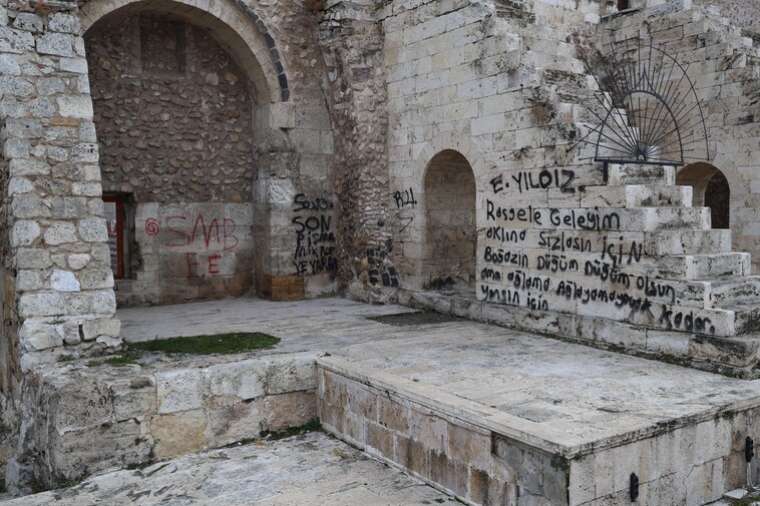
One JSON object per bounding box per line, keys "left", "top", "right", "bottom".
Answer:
{"left": 696, "top": 0, "right": 760, "bottom": 28}
{"left": 7, "top": 352, "right": 316, "bottom": 493}
{"left": 76, "top": 0, "right": 339, "bottom": 303}
{"left": 0, "top": 3, "right": 121, "bottom": 369}
{"left": 319, "top": 0, "right": 393, "bottom": 301}
{"left": 381, "top": 0, "right": 600, "bottom": 294}
{"left": 86, "top": 13, "right": 255, "bottom": 204}
{"left": 85, "top": 12, "right": 257, "bottom": 305}
{"left": 373, "top": 0, "right": 760, "bottom": 371}
{"left": 602, "top": 5, "right": 760, "bottom": 274}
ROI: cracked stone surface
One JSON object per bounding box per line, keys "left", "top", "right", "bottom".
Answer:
{"left": 119, "top": 297, "right": 760, "bottom": 448}
{"left": 0, "top": 432, "right": 458, "bottom": 505}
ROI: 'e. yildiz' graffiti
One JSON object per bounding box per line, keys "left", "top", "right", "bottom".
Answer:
{"left": 489, "top": 168, "right": 576, "bottom": 194}
{"left": 292, "top": 193, "right": 337, "bottom": 276}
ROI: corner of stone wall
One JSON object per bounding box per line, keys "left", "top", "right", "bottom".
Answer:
{"left": 318, "top": 0, "right": 399, "bottom": 304}
{"left": 0, "top": 0, "right": 124, "bottom": 489}
{"left": 0, "top": 0, "right": 122, "bottom": 371}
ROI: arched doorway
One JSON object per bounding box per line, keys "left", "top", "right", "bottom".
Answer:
{"left": 677, "top": 163, "right": 730, "bottom": 229}
{"left": 84, "top": 3, "right": 264, "bottom": 306}
{"left": 422, "top": 150, "right": 477, "bottom": 293}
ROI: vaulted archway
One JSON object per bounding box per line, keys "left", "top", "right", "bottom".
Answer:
{"left": 83, "top": 0, "right": 282, "bottom": 306}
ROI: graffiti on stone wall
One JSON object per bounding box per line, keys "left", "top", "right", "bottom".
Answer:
{"left": 489, "top": 169, "right": 576, "bottom": 194}
{"left": 478, "top": 168, "right": 718, "bottom": 335}
{"left": 144, "top": 211, "right": 245, "bottom": 278}
{"left": 292, "top": 193, "right": 337, "bottom": 277}
{"left": 367, "top": 240, "right": 399, "bottom": 287}
{"left": 393, "top": 187, "right": 418, "bottom": 209}
{"left": 393, "top": 187, "right": 416, "bottom": 234}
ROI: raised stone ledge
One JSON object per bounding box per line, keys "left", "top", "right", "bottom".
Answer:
{"left": 5, "top": 350, "right": 318, "bottom": 494}
{"left": 317, "top": 346, "right": 760, "bottom": 505}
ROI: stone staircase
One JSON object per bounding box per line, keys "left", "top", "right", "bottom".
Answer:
{"left": 454, "top": 3, "right": 760, "bottom": 376}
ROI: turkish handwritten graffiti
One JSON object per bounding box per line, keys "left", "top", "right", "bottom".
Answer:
{"left": 477, "top": 165, "right": 718, "bottom": 336}
{"left": 292, "top": 193, "right": 337, "bottom": 276}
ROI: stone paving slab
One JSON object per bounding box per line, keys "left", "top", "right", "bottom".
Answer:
{"left": 323, "top": 323, "right": 760, "bottom": 452}
{"left": 118, "top": 296, "right": 760, "bottom": 451}
{"left": 0, "top": 432, "right": 458, "bottom": 505}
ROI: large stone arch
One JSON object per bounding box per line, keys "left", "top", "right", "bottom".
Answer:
{"left": 84, "top": 5, "right": 266, "bottom": 305}
{"left": 79, "top": 0, "right": 287, "bottom": 104}
{"left": 79, "top": 0, "right": 337, "bottom": 303}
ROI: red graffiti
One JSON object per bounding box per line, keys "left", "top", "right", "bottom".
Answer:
{"left": 144, "top": 218, "right": 160, "bottom": 236}
{"left": 208, "top": 254, "right": 221, "bottom": 275}
{"left": 160, "top": 213, "right": 238, "bottom": 251}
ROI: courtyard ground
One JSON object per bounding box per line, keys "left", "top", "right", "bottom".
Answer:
{"left": 6, "top": 296, "right": 760, "bottom": 504}
{"left": 0, "top": 431, "right": 457, "bottom": 505}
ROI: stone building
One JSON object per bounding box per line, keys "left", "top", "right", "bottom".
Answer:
{"left": 3, "top": 0, "right": 760, "bottom": 503}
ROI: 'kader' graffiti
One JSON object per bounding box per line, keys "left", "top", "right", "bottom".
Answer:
{"left": 292, "top": 193, "right": 337, "bottom": 276}
{"left": 477, "top": 167, "right": 720, "bottom": 336}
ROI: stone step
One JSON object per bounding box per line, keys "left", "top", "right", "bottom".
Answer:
{"left": 482, "top": 264, "right": 760, "bottom": 312}
{"left": 481, "top": 204, "right": 711, "bottom": 231}
{"left": 649, "top": 229, "right": 732, "bottom": 256}
{"left": 605, "top": 163, "right": 676, "bottom": 186}
{"left": 479, "top": 243, "right": 750, "bottom": 280}
{"left": 728, "top": 304, "right": 760, "bottom": 335}
{"left": 579, "top": 184, "right": 692, "bottom": 208}
{"left": 480, "top": 228, "right": 731, "bottom": 257}
{"left": 706, "top": 276, "right": 760, "bottom": 308}
{"left": 478, "top": 279, "right": 739, "bottom": 337}
{"left": 479, "top": 263, "right": 710, "bottom": 309}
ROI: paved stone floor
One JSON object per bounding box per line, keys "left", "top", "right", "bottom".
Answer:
{"left": 0, "top": 432, "right": 458, "bottom": 505}
{"left": 119, "top": 297, "right": 760, "bottom": 449}
{"left": 118, "top": 297, "right": 418, "bottom": 346}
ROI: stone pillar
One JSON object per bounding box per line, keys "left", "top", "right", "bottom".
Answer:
{"left": 0, "top": 1, "right": 121, "bottom": 372}
{"left": 319, "top": 0, "right": 394, "bottom": 301}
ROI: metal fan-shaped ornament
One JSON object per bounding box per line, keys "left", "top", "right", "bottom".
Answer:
{"left": 576, "top": 39, "right": 710, "bottom": 167}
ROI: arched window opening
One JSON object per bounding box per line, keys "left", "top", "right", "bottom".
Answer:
{"left": 677, "top": 163, "right": 730, "bottom": 230}
{"left": 423, "top": 150, "right": 477, "bottom": 294}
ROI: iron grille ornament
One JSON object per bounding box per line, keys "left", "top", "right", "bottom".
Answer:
{"left": 575, "top": 39, "right": 710, "bottom": 167}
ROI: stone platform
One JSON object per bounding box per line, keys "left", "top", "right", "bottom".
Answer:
{"left": 9, "top": 297, "right": 760, "bottom": 505}
{"left": 316, "top": 313, "right": 760, "bottom": 505}
{"left": 6, "top": 297, "right": 419, "bottom": 493}
{"left": 0, "top": 432, "right": 457, "bottom": 505}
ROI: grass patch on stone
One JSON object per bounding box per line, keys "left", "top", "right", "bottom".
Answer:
{"left": 85, "top": 332, "right": 280, "bottom": 368}
{"left": 130, "top": 332, "right": 280, "bottom": 355}
{"left": 86, "top": 354, "right": 138, "bottom": 367}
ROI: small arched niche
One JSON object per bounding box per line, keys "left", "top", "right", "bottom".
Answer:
{"left": 422, "top": 150, "right": 477, "bottom": 293}
{"left": 677, "top": 163, "right": 730, "bottom": 229}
